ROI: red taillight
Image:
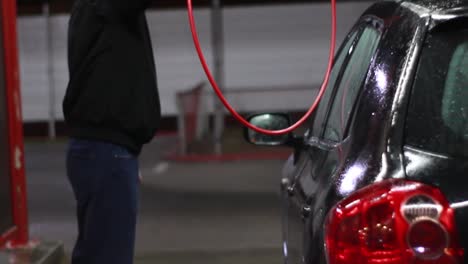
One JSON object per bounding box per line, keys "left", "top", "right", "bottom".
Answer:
{"left": 325, "top": 180, "right": 464, "bottom": 264}
{"left": 408, "top": 219, "right": 447, "bottom": 260}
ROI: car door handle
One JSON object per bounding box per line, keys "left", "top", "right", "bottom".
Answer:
{"left": 302, "top": 205, "right": 312, "bottom": 219}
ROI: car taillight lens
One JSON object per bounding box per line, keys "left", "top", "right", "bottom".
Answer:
{"left": 408, "top": 218, "right": 447, "bottom": 260}
{"left": 325, "top": 180, "right": 464, "bottom": 264}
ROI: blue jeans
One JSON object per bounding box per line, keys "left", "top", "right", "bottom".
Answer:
{"left": 66, "top": 138, "right": 139, "bottom": 264}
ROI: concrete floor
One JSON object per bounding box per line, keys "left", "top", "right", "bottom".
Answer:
{"left": 24, "top": 135, "right": 286, "bottom": 263}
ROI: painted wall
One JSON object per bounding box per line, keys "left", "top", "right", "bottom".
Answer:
{"left": 18, "top": 2, "right": 371, "bottom": 121}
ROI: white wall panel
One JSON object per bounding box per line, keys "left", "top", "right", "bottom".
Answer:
{"left": 17, "top": 2, "right": 371, "bottom": 121}
{"left": 18, "top": 16, "right": 49, "bottom": 121}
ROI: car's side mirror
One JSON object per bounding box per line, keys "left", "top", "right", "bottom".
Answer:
{"left": 244, "top": 113, "right": 292, "bottom": 146}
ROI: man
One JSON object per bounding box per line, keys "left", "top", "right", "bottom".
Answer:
{"left": 62, "top": 0, "right": 160, "bottom": 263}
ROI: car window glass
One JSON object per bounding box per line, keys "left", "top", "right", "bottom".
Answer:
{"left": 441, "top": 42, "right": 468, "bottom": 144}
{"left": 406, "top": 28, "right": 468, "bottom": 158}
{"left": 309, "top": 30, "right": 360, "bottom": 138}
{"left": 323, "top": 27, "right": 381, "bottom": 142}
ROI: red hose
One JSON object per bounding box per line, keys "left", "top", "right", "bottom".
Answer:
{"left": 187, "top": 0, "right": 337, "bottom": 135}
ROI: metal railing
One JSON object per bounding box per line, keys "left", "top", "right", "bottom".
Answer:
{"left": 176, "top": 82, "right": 210, "bottom": 155}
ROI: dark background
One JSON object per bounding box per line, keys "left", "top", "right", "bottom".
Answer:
{"left": 17, "top": 0, "right": 373, "bottom": 14}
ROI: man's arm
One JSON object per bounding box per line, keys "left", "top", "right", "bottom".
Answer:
{"left": 96, "top": 0, "right": 151, "bottom": 20}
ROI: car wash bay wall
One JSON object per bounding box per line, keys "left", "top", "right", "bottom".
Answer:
{"left": 18, "top": 2, "right": 371, "bottom": 122}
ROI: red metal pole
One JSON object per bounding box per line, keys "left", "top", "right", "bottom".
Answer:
{"left": 0, "top": 0, "right": 29, "bottom": 247}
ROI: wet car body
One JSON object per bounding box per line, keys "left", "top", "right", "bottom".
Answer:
{"left": 246, "top": 0, "right": 468, "bottom": 263}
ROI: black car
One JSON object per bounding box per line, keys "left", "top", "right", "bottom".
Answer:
{"left": 245, "top": 1, "right": 468, "bottom": 263}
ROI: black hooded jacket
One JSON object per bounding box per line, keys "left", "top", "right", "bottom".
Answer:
{"left": 63, "top": 0, "right": 161, "bottom": 155}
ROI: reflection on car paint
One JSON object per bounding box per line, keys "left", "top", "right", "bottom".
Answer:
{"left": 245, "top": 1, "right": 468, "bottom": 263}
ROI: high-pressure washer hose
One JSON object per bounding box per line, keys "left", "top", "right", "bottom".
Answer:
{"left": 187, "top": 0, "right": 337, "bottom": 135}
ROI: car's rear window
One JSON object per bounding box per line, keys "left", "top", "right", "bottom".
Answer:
{"left": 405, "top": 27, "right": 468, "bottom": 157}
